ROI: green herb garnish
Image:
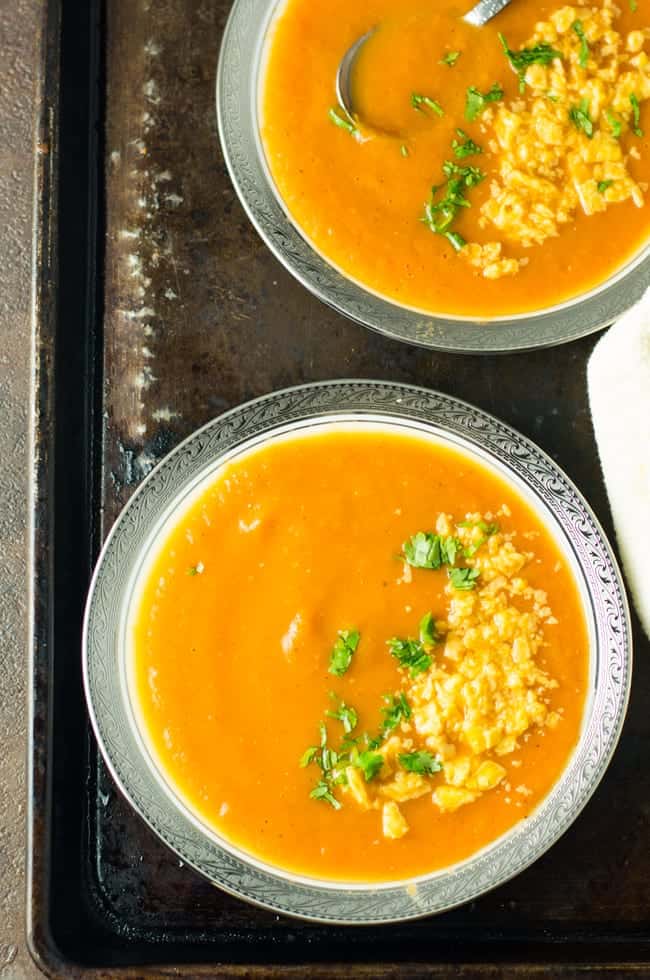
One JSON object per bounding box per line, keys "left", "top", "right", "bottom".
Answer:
{"left": 452, "top": 129, "right": 482, "bottom": 158}
{"left": 442, "top": 160, "right": 486, "bottom": 187}
{"left": 440, "top": 50, "right": 461, "bottom": 67}
{"left": 419, "top": 611, "right": 441, "bottom": 648}
{"left": 631, "top": 94, "right": 644, "bottom": 137}
{"left": 387, "top": 637, "right": 433, "bottom": 676}
{"left": 327, "top": 696, "right": 358, "bottom": 734}
{"left": 300, "top": 747, "right": 317, "bottom": 768}
{"left": 465, "top": 83, "right": 504, "bottom": 122}
{"left": 569, "top": 98, "right": 594, "bottom": 138}
{"left": 411, "top": 93, "right": 444, "bottom": 117}
{"left": 187, "top": 565, "right": 199, "bottom": 576}
{"left": 380, "top": 693, "right": 412, "bottom": 736}
{"left": 403, "top": 531, "right": 462, "bottom": 569}
{"left": 399, "top": 751, "right": 443, "bottom": 776}
{"left": 354, "top": 750, "right": 384, "bottom": 782}
{"left": 400, "top": 144, "right": 410, "bottom": 158}
{"left": 498, "top": 33, "right": 561, "bottom": 74}
{"left": 310, "top": 780, "right": 342, "bottom": 809}
{"left": 444, "top": 230, "right": 467, "bottom": 251}
{"left": 448, "top": 567, "right": 480, "bottom": 591}
{"left": 571, "top": 20, "right": 590, "bottom": 68}
{"left": 606, "top": 109, "right": 622, "bottom": 138}
{"left": 328, "top": 629, "right": 360, "bottom": 677}
{"left": 598, "top": 179, "right": 614, "bottom": 193}
{"left": 328, "top": 106, "right": 358, "bottom": 137}
{"left": 630, "top": 0, "right": 638, "bottom": 11}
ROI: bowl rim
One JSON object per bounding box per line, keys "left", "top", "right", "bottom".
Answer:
{"left": 83, "top": 380, "right": 633, "bottom": 925}
{"left": 215, "top": 0, "right": 650, "bottom": 354}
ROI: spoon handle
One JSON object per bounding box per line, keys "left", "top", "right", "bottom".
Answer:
{"left": 463, "top": 0, "right": 512, "bottom": 27}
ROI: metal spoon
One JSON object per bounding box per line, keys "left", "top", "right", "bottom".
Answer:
{"left": 336, "top": 0, "right": 513, "bottom": 119}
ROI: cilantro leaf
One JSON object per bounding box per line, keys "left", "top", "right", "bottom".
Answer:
{"left": 452, "top": 129, "right": 482, "bottom": 158}
{"left": 328, "top": 106, "right": 358, "bottom": 137}
{"left": 380, "top": 693, "right": 412, "bottom": 736}
{"left": 498, "top": 33, "right": 561, "bottom": 74}
{"left": 569, "top": 98, "right": 593, "bottom": 138}
{"left": 328, "top": 629, "right": 360, "bottom": 676}
{"left": 411, "top": 93, "right": 444, "bottom": 117}
{"left": 300, "top": 747, "right": 317, "bottom": 768}
{"left": 327, "top": 696, "right": 358, "bottom": 734}
{"left": 631, "top": 94, "right": 644, "bottom": 137}
{"left": 598, "top": 179, "right": 614, "bottom": 193}
{"left": 387, "top": 637, "right": 432, "bottom": 676}
{"left": 419, "top": 611, "right": 441, "bottom": 648}
{"left": 571, "top": 20, "right": 590, "bottom": 68}
{"left": 442, "top": 160, "right": 485, "bottom": 187}
{"left": 310, "top": 780, "right": 342, "bottom": 809}
{"left": 606, "top": 109, "right": 622, "bottom": 138}
{"left": 354, "top": 750, "right": 384, "bottom": 782}
{"left": 399, "top": 751, "right": 443, "bottom": 776}
{"left": 440, "top": 50, "right": 461, "bottom": 67}
{"left": 448, "top": 567, "right": 480, "bottom": 591}
{"left": 631, "top": 0, "right": 638, "bottom": 10}
{"left": 403, "top": 532, "right": 462, "bottom": 569}
{"left": 465, "top": 84, "right": 504, "bottom": 122}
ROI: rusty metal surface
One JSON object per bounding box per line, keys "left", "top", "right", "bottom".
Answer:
{"left": 28, "top": 0, "right": 650, "bottom": 974}
{"left": 0, "top": 0, "right": 46, "bottom": 976}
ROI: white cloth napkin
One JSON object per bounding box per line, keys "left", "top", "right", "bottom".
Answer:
{"left": 588, "top": 288, "right": 650, "bottom": 639}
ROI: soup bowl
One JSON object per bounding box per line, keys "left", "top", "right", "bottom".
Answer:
{"left": 216, "top": 0, "right": 650, "bottom": 354}
{"left": 83, "top": 380, "right": 631, "bottom": 924}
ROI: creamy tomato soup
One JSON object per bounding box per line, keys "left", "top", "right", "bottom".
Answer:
{"left": 260, "top": 0, "right": 650, "bottom": 317}
{"left": 131, "top": 430, "right": 589, "bottom": 883}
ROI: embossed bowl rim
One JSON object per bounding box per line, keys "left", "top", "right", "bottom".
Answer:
{"left": 83, "top": 380, "right": 632, "bottom": 924}
{"left": 215, "top": 0, "right": 650, "bottom": 354}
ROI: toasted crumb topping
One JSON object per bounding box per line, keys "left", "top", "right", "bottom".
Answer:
{"left": 462, "top": 0, "right": 649, "bottom": 278}
{"left": 341, "top": 513, "right": 561, "bottom": 836}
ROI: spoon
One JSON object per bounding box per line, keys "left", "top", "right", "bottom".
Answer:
{"left": 336, "top": 0, "right": 513, "bottom": 120}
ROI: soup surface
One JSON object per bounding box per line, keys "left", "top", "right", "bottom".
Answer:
{"left": 261, "top": 0, "right": 650, "bottom": 317}
{"left": 132, "top": 430, "right": 589, "bottom": 882}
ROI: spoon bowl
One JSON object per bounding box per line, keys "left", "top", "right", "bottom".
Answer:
{"left": 336, "top": 0, "right": 513, "bottom": 119}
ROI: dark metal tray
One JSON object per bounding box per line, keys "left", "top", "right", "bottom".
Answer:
{"left": 29, "top": 0, "right": 650, "bottom": 974}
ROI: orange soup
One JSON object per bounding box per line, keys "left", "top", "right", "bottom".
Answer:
{"left": 131, "top": 429, "right": 589, "bottom": 882}
{"left": 261, "top": 0, "right": 650, "bottom": 317}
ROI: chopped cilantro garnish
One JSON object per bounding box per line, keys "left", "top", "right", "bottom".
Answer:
{"left": 445, "top": 230, "right": 466, "bottom": 251}
{"left": 598, "top": 179, "right": 614, "bottom": 193}
{"left": 300, "top": 747, "right": 317, "bottom": 768}
{"left": 606, "top": 109, "right": 622, "bottom": 138}
{"left": 398, "top": 751, "right": 443, "bottom": 776}
{"left": 411, "top": 93, "right": 444, "bottom": 117}
{"left": 187, "top": 565, "right": 199, "bottom": 576}
{"left": 387, "top": 637, "right": 433, "bottom": 676}
{"left": 449, "top": 567, "right": 480, "bottom": 591}
{"left": 328, "top": 106, "right": 358, "bottom": 137}
{"left": 630, "top": 94, "right": 644, "bottom": 137}
{"left": 630, "top": 0, "right": 638, "bottom": 11}
{"left": 380, "top": 693, "right": 412, "bottom": 736}
{"left": 354, "top": 750, "right": 384, "bottom": 782}
{"left": 328, "top": 629, "right": 360, "bottom": 677}
{"left": 403, "top": 531, "right": 462, "bottom": 569}
{"left": 327, "top": 696, "right": 358, "bottom": 734}
{"left": 440, "top": 50, "right": 461, "bottom": 67}
{"left": 400, "top": 144, "right": 410, "bottom": 158}
{"left": 419, "top": 611, "right": 441, "bottom": 648}
{"left": 442, "top": 160, "right": 485, "bottom": 187}
{"left": 498, "top": 33, "right": 561, "bottom": 75}
{"left": 452, "top": 129, "right": 482, "bottom": 158}
{"left": 310, "top": 780, "right": 341, "bottom": 809}
{"left": 569, "top": 98, "right": 594, "bottom": 138}
{"left": 571, "top": 20, "right": 590, "bottom": 68}
{"left": 465, "top": 83, "right": 504, "bottom": 122}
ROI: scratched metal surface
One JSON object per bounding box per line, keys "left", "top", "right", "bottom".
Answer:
{"left": 92, "top": 0, "right": 650, "bottom": 967}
